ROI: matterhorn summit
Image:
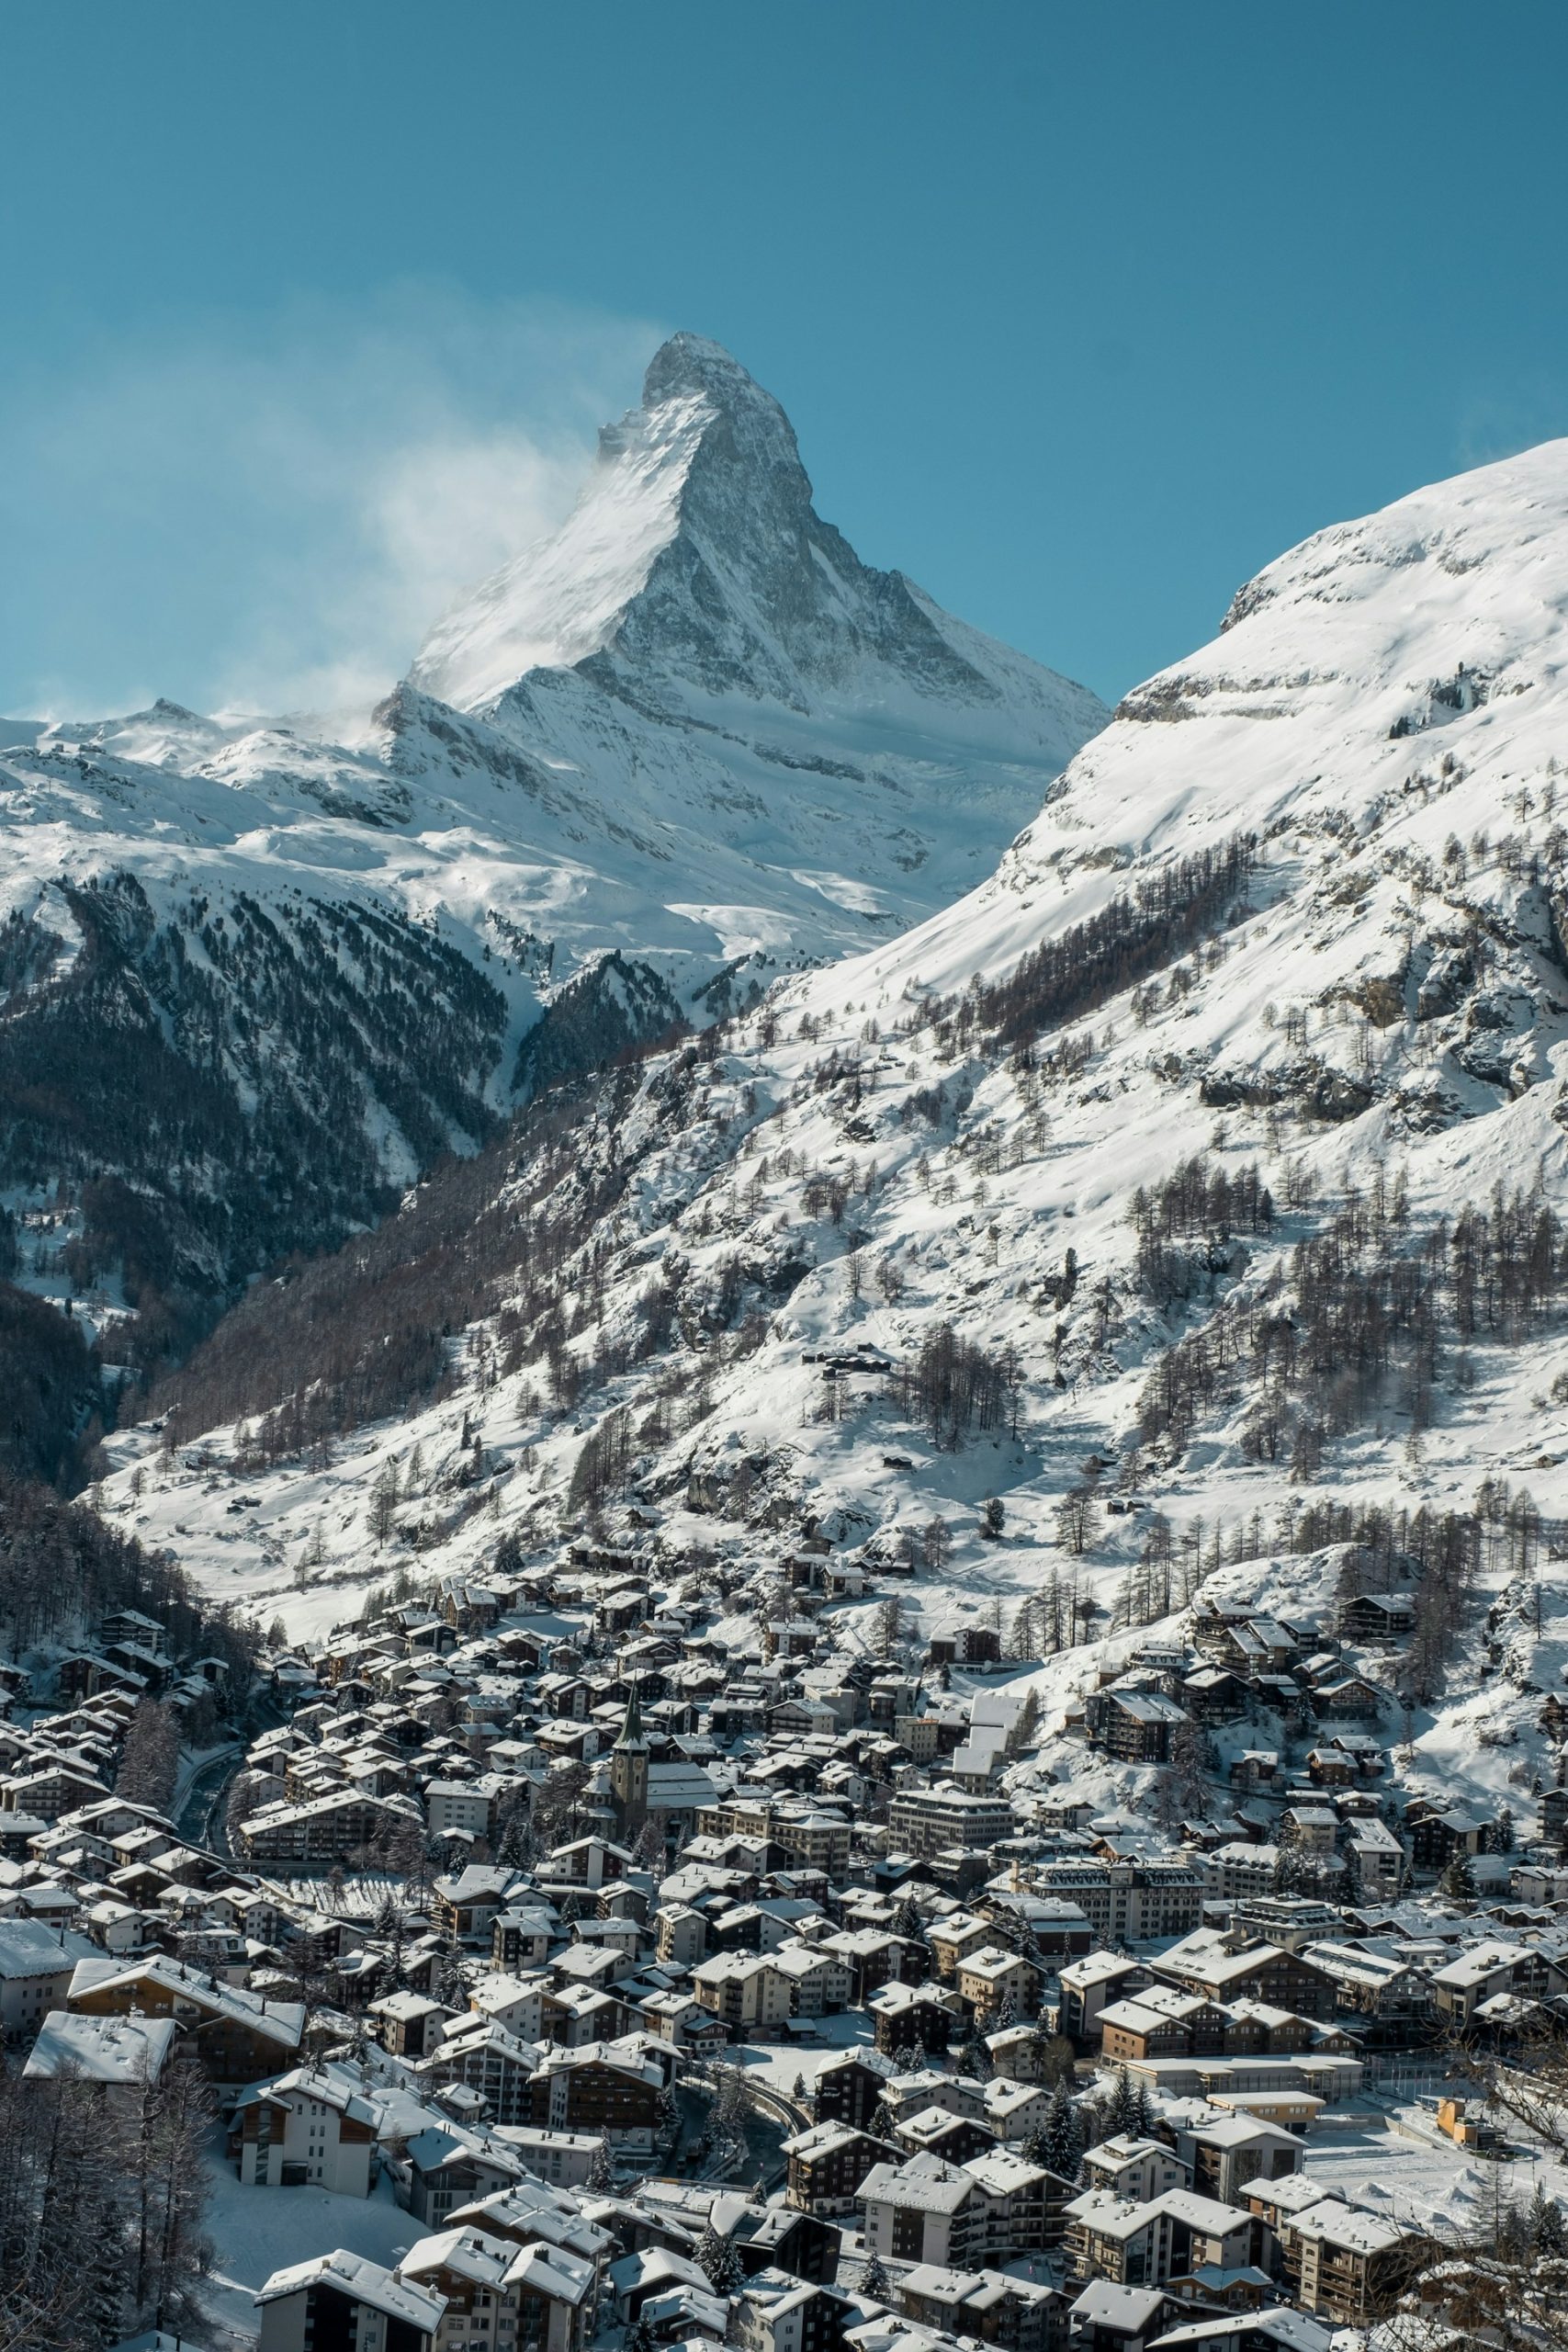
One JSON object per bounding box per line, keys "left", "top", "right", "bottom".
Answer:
{"left": 412, "top": 331, "right": 1102, "bottom": 746}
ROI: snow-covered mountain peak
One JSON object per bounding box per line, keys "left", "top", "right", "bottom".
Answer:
{"left": 634, "top": 329, "right": 804, "bottom": 486}
{"left": 969, "top": 435, "right": 1568, "bottom": 922}
{"left": 1222, "top": 435, "right": 1568, "bottom": 644}
{"left": 0, "top": 334, "right": 1106, "bottom": 1351}
{"left": 411, "top": 333, "right": 1101, "bottom": 739}
{"left": 408, "top": 328, "right": 809, "bottom": 715}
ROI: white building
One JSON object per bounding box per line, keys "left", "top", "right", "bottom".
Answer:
{"left": 232, "top": 2064, "right": 380, "bottom": 2194}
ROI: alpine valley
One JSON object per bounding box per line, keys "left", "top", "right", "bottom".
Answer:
{"left": 88, "top": 428, "right": 1568, "bottom": 1839}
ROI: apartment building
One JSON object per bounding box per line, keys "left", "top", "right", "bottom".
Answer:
{"left": 887, "top": 1787, "right": 1017, "bottom": 1862}
{"left": 1038, "top": 1860, "right": 1203, "bottom": 1946}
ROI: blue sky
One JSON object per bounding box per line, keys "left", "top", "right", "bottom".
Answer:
{"left": 3, "top": 2, "right": 1566, "bottom": 715}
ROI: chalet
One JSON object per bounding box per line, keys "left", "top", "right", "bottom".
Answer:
{"left": 413, "top": 2018, "right": 541, "bottom": 2126}
{"left": 1058, "top": 1953, "right": 1148, "bottom": 2044}
{"left": 1192, "top": 1615, "right": 1300, "bottom": 1676}
{"left": 692, "top": 1952, "right": 792, "bottom": 2033}
{"left": 371, "top": 1990, "right": 450, "bottom": 2059}
{"left": 1335, "top": 1594, "right": 1415, "bottom": 1646}
{"left": 1084, "top": 1691, "right": 1191, "bottom": 1765}
{"left": 1430, "top": 1940, "right": 1567, "bottom": 2025}
{"left": 813, "top": 2045, "right": 898, "bottom": 2132}
{"left": 861, "top": 2147, "right": 1058, "bottom": 2268}
{"left": 1280, "top": 2200, "right": 1427, "bottom": 2324}
{"left": 0, "top": 1920, "right": 98, "bottom": 2045}
{"left": 900, "top": 2265, "right": 1066, "bottom": 2352}
{"left": 1406, "top": 1804, "right": 1488, "bottom": 1872}
{"left": 1181, "top": 1668, "right": 1250, "bottom": 1726}
{"left": 66, "top": 1951, "right": 303, "bottom": 2086}
{"left": 1150, "top": 1941, "right": 1337, "bottom": 2021}
{"left": 870, "top": 1979, "right": 959, "bottom": 2054}
{"left": 1178, "top": 2114, "right": 1303, "bottom": 2204}
{"left": 1081, "top": 2137, "right": 1190, "bottom": 2205}
{"left": 897, "top": 2106, "right": 1000, "bottom": 2165}
{"left": 236, "top": 1788, "right": 408, "bottom": 1867}
{"left": 22, "top": 2007, "right": 178, "bottom": 2102}
{"left": 255, "top": 2251, "right": 443, "bottom": 2352}
{"left": 955, "top": 1946, "right": 1040, "bottom": 2022}
{"left": 526, "top": 2041, "right": 664, "bottom": 2147}
{"left": 434, "top": 1865, "right": 517, "bottom": 1942}
{"left": 1307, "top": 1676, "right": 1382, "bottom": 1723}
{"left": 400, "top": 2227, "right": 593, "bottom": 2352}
{"left": 1063, "top": 2186, "right": 1260, "bottom": 2291}
{"left": 783, "top": 2120, "right": 899, "bottom": 2216}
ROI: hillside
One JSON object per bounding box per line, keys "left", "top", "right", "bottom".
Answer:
{"left": 94, "top": 435, "right": 1568, "bottom": 1829}
{"left": 0, "top": 335, "right": 1103, "bottom": 1442}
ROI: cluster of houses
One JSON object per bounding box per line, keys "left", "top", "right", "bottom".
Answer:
{"left": 1067, "top": 1595, "right": 1538, "bottom": 1917}
{"left": 2, "top": 1537, "right": 1567, "bottom": 2352}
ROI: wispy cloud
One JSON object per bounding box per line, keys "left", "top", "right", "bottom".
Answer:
{"left": 0, "top": 286, "right": 664, "bottom": 719}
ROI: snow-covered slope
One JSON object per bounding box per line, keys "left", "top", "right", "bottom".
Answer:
{"left": 107, "top": 438, "right": 1568, "bottom": 1831}
{"left": 0, "top": 335, "right": 1104, "bottom": 1339}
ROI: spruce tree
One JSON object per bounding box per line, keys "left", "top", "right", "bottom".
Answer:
{"left": 1529, "top": 2183, "right": 1566, "bottom": 2255}
{"left": 1040, "top": 2076, "right": 1084, "bottom": 2183}
{"left": 1104, "top": 2066, "right": 1142, "bottom": 2139}
{"left": 116, "top": 1698, "right": 179, "bottom": 1813}
{"left": 699, "top": 2222, "right": 744, "bottom": 2295}
{"left": 1439, "top": 1851, "right": 1478, "bottom": 1906}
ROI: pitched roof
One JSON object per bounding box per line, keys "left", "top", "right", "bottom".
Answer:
{"left": 256, "top": 2251, "right": 445, "bottom": 2331}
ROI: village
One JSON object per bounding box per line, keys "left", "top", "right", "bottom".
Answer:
{"left": 2, "top": 1514, "right": 1565, "bottom": 2352}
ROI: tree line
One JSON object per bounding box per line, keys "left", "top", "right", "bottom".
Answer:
{"left": 889, "top": 1321, "right": 1022, "bottom": 1450}
{"left": 925, "top": 834, "right": 1258, "bottom": 1051}
{"left": 0, "top": 1469, "right": 260, "bottom": 1672}
{"left": 1137, "top": 1176, "right": 1568, "bottom": 1477}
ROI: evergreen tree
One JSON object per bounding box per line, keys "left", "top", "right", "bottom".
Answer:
{"left": 699, "top": 2222, "right": 744, "bottom": 2295}
{"left": 1104, "top": 2066, "right": 1143, "bottom": 2139}
{"left": 863, "top": 2254, "right": 891, "bottom": 2301}
{"left": 893, "top": 1894, "right": 926, "bottom": 1943}
{"left": 368, "top": 1456, "right": 400, "bottom": 1546}
{"left": 1529, "top": 2182, "right": 1566, "bottom": 2256}
{"left": 587, "top": 2133, "right": 615, "bottom": 2192}
{"left": 437, "top": 1939, "right": 468, "bottom": 2011}
{"left": 1440, "top": 1850, "right": 1479, "bottom": 1906}
{"left": 1271, "top": 1838, "right": 1303, "bottom": 1894}
{"left": 1040, "top": 2076, "right": 1084, "bottom": 2183}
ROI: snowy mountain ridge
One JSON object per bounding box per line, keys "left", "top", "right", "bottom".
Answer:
{"left": 102, "top": 435, "right": 1568, "bottom": 1840}
{"left": 0, "top": 336, "right": 1103, "bottom": 1351}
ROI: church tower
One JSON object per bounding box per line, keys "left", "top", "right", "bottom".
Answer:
{"left": 610, "top": 1686, "right": 649, "bottom": 1838}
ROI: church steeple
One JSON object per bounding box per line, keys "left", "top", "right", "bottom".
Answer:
{"left": 616, "top": 1686, "right": 648, "bottom": 1751}
{"left": 610, "top": 1682, "right": 649, "bottom": 1836}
